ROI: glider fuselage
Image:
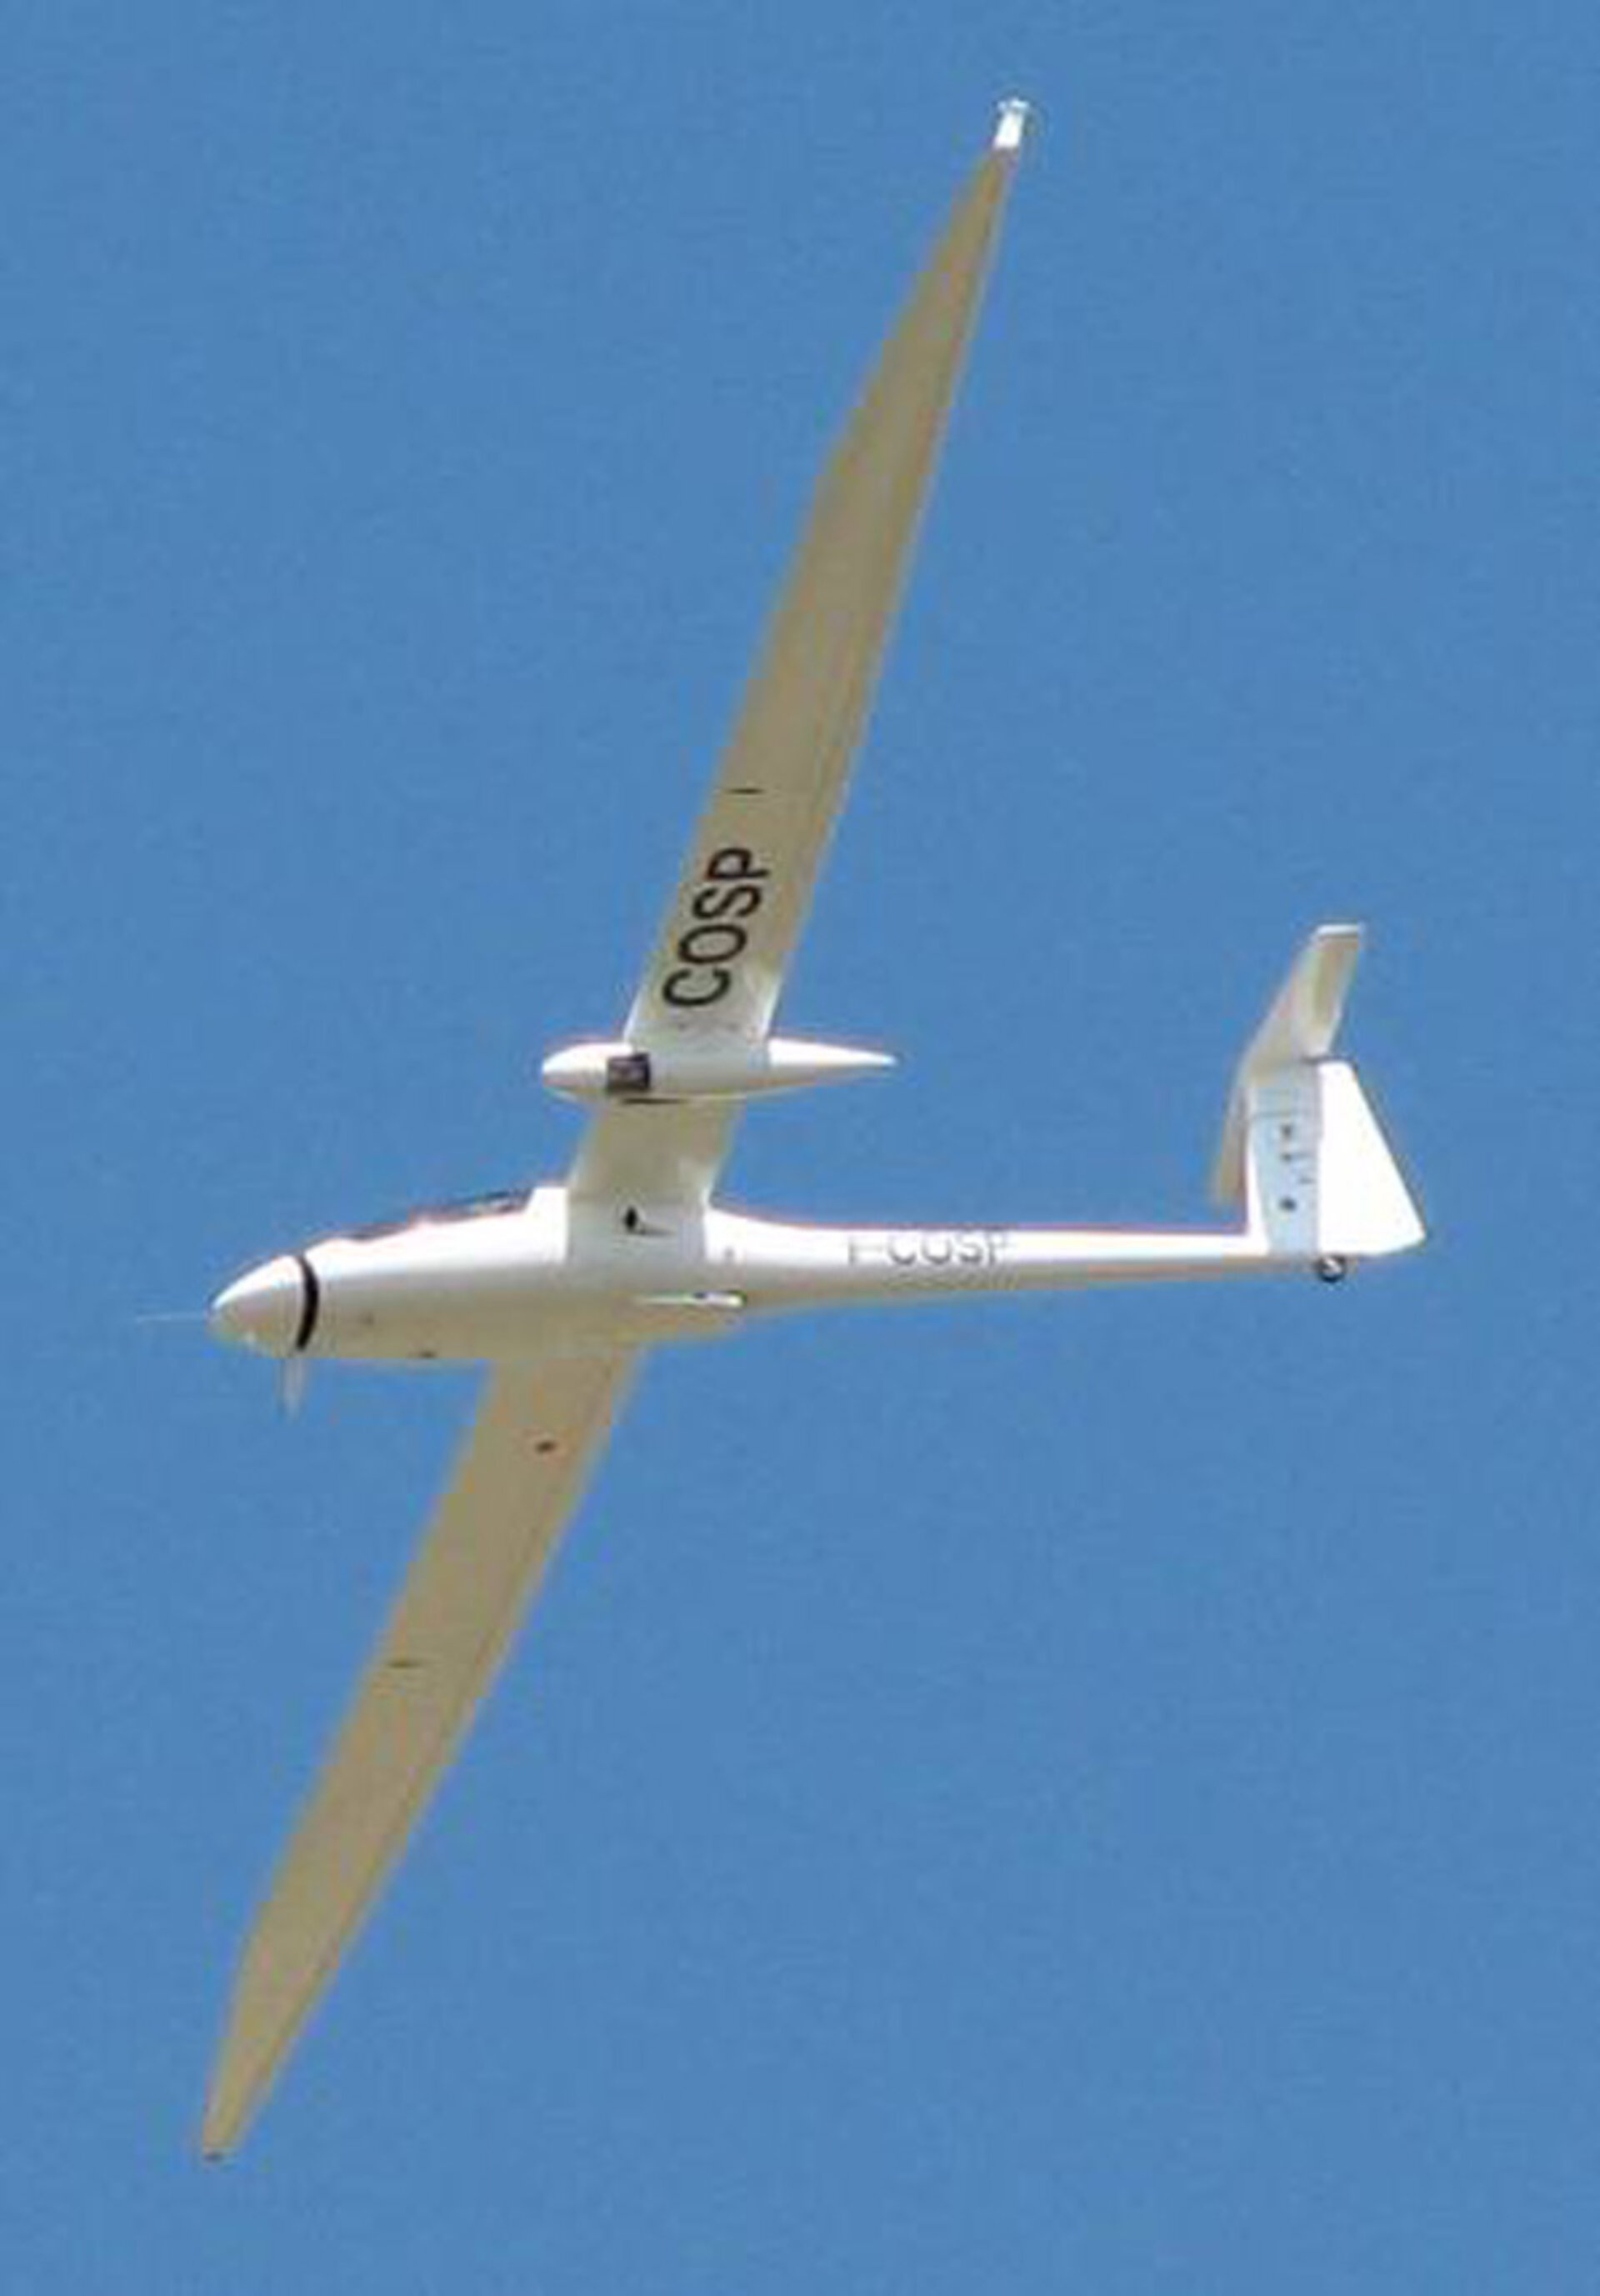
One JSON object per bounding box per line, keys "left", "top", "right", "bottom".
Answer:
{"left": 213, "top": 1191, "right": 1277, "bottom": 1368}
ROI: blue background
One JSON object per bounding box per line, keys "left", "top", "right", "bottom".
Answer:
{"left": 9, "top": 4, "right": 1595, "bottom": 2287}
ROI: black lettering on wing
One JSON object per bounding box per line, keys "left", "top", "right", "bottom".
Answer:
{"left": 659, "top": 846, "right": 773, "bottom": 1009}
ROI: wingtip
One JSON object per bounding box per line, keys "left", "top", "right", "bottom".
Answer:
{"left": 199, "top": 2057, "right": 262, "bottom": 2162}
{"left": 992, "top": 97, "right": 1032, "bottom": 153}
{"left": 198, "top": 2102, "right": 236, "bottom": 2162}
{"left": 198, "top": 2103, "right": 233, "bottom": 2163}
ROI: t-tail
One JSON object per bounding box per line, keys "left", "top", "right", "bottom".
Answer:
{"left": 1212, "top": 925, "right": 1426, "bottom": 1278}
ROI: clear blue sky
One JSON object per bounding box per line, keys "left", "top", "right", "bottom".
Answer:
{"left": 9, "top": 4, "right": 1596, "bottom": 2288}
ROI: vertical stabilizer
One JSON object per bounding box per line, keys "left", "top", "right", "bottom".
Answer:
{"left": 1213, "top": 928, "right": 1426, "bottom": 1263}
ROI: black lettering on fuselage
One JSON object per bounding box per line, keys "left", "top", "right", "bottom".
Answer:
{"left": 662, "top": 845, "right": 772, "bottom": 1009}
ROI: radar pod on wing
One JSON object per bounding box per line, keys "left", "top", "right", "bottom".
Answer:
{"left": 542, "top": 1035, "right": 895, "bottom": 1104}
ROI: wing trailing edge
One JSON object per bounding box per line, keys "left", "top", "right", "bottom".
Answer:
{"left": 202, "top": 1352, "right": 636, "bottom": 2158}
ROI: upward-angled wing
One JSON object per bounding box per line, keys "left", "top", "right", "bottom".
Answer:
{"left": 569, "top": 102, "right": 1030, "bottom": 1212}
{"left": 202, "top": 1350, "right": 636, "bottom": 2158}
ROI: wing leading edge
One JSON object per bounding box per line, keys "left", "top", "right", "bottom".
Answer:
{"left": 570, "top": 102, "right": 1030, "bottom": 1212}
{"left": 202, "top": 1351, "right": 637, "bottom": 2158}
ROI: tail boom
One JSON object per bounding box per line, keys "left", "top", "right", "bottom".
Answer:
{"left": 707, "top": 921, "right": 1425, "bottom": 1315}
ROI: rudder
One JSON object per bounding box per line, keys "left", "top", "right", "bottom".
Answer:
{"left": 1212, "top": 928, "right": 1426, "bottom": 1265}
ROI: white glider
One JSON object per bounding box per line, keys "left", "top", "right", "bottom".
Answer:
{"left": 201, "top": 98, "right": 1424, "bottom": 2156}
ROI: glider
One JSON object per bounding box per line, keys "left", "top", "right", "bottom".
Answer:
{"left": 202, "top": 98, "right": 1424, "bottom": 2155}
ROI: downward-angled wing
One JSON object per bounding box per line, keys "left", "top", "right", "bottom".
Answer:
{"left": 202, "top": 1351, "right": 637, "bottom": 2157}
{"left": 569, "top": 101, "right": 1029, "bottom": 1211}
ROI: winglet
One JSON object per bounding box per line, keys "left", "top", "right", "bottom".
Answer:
{"left": 992, "top": 98, "right": 1031, "bottom": 153}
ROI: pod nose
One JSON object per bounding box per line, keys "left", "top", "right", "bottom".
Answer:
{"left": 210, "top": 1254, "right": 309, "bottom": 1356}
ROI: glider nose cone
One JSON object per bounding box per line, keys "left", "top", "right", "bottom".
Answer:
{"left": 210, "top": 1255, "right": 307, "bottom": 1356}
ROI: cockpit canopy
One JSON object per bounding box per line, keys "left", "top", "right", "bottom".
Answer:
{"left": 339, "top": 1188, "right": 528, "bottom": 1245}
